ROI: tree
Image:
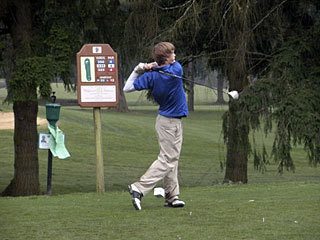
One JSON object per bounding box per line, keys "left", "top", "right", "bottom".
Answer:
{"left": 237, "top": 0, "right": 320, "bottom": 172}
{"left": 221, "top": 0, "right": 320, "bottom": 181}
{"left": 0, "top": 0, "right": 81, "bottom": 196}
{"left": 216, "top": 69, "right": 226, "bottom": 105}
{"left": 0, "top": 0, "right": 41, "bottom": 195}
{"left": 219, "top": 0, "right": 255, "bottom": 183}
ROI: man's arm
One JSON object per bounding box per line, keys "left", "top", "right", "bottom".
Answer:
{"left": 123, "top": 62, "right": 158, "bottom": 93}
{"left": 123, "top": 70, "right": 139, "bottom": 93}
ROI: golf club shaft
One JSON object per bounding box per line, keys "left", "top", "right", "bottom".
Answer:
{"left": 156, "top": 70, "right": 230, "bottom": 95}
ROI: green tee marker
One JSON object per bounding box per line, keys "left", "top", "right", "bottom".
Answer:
{"left": 84, "top": 58, "right": 91, "bottom": 81}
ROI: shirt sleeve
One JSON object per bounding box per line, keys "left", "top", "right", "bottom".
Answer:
{"left": 171, "top": 61, "right": 183, "bottom": 77}
{"left": 133, "top": 72, "right": 154, "bottom": 91}
{"left": 123, "top": 70, "right": 138, "bottom": 92}
{"left": 123, "top": 63, "right": 149, "bottom": 92}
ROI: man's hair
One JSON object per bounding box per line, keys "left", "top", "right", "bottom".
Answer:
{"left": 152, "top": 42, "right": 175, "bottom": 65}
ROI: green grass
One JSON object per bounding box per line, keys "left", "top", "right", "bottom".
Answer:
{"left": 2, "top": 106, "right": 318, "bottom": 194}
{"left": 1, "top": 83, "right": 319, "bottom": 239}
{"left": 0, "top": 183, "right": 319, "bottom": 240}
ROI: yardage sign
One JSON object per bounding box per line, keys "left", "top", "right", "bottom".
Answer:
{"left": 77, "top": 44, "right": 119, "bottom": 107}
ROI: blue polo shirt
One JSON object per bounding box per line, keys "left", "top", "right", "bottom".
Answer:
{"left": 133, "top": 61, "right": 189, "bottom": 118}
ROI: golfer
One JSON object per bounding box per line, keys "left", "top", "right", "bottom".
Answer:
{"left": 123, "top": 42, "right": 188, "bottom": 210}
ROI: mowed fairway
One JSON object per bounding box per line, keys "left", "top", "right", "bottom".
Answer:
{"left": 1, "top": 183, "right": 319, "bottom": 240}
{"left": 0, "top": 85, "right": 319, "bottom": 239}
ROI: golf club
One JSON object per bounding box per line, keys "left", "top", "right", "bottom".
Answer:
{"left": 155, "top": 70, "right": 240, "bottom": 100}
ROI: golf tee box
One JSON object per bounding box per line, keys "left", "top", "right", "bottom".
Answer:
{"left": 76, "top": 44, "right": 119, "bottom": 108}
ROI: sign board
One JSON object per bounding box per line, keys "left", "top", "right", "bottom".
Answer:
{"left": 76, "top": 44, "right": 119, "bottom": 107}
{"left": 39, "top": 133, "right": 51, "bottom": 150}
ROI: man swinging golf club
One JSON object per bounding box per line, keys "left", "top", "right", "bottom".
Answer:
{"left": 123, "top": 42, "right": 188, "bottom": 210}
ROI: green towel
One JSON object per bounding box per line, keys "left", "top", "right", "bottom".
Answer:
{"left": 48, "top": 124, "right": 70, "bottom": 159}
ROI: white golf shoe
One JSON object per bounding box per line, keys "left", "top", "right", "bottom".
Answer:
{"left": 164, "top": 197, "right": 185, "bottom": 208}
{"left": 128, "top": 184, "right": 143, "bottom": 210}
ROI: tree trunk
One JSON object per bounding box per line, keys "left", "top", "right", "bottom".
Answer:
{"left": 223, "top": 0, "right": 252, "bottom": 184}
{"left": 216, "top": 69, "right": 226, "bottom": 104}
{"left": 187, "top": 61, "right": 194, "bottom": 112}
{"left": 223, "top": 76, "right": 249, "bottom": 183}
{"left": 223, "top": 102, "right": 249, "bottom": 183}
{"left": 116, "top": 76, "right": 129, "bottom": 112}
{"left": 117, "top": 88, "right": 129, "bottom": 112}
{"left": 2, "top": 101, "right": 40, "bottom": 196}
{"left": 116, "top": 60, "right": 129, "bottom": 112}
{"left": 1, "top": 0, "right": 40, "bottom": 196}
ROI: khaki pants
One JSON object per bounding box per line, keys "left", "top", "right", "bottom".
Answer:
{"left": 133, "top": 115, "right": 183, "bottom": 202}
